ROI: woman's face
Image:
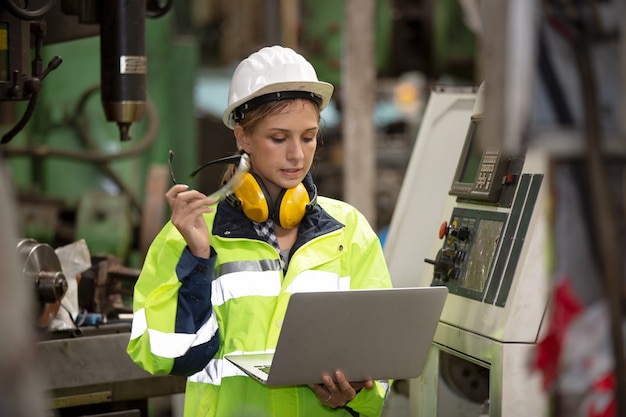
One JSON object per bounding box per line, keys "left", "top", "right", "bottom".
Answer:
{"left": 235, "top": 99, "right": 319, "bottom": 199}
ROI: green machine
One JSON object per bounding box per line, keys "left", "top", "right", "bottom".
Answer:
{"left": 0, "top": 2, "right": 199, "bottom": 415}
{"left": 0, "top": 1, "right": 200, "bottom": 266}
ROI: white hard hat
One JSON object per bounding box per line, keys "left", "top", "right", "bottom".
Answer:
{"left": 222, "top": 45, "right": 334, "bottom": 129}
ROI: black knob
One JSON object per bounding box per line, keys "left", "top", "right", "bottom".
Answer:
{"left": 425, "top": 248, "right": 460, "bottom": 282}
{"left": 451, "top": 226, "right": 470, "bottom": 241}
{"left": 36, "top": 271, "right": 68, "bottom": 303}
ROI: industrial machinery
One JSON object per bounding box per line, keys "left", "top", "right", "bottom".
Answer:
{"left": 0, "top": 0, "right": 200, "bottom": 264}
{"left": 11, "top": 237, "right": 186, "bottom": 417}
{"left": 1, "top": 2, "right": 188, "bottom": 416}
{"left": 0, "top": 0, "right": 175, "bottom": 142}
{"left": 17, "top": 238, "right": 68, "bottom": 329}
{"left": 385, "top": 84, "right": 549, "bottom": 416}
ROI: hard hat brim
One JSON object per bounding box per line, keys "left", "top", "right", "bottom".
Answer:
{"left": 222, "top": 80, "right": 334, "bottom": 129}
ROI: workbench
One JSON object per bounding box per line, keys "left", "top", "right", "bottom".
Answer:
{"left": 37, "top": 323, "right": 186, "bottom": 417}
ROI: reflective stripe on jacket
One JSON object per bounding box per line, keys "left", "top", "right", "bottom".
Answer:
{"left": 128, "top": 196, "right": 393, "bottom": 417}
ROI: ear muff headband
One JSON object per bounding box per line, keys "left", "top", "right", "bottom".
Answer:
{"left": 231, "top": 172, "right": 314, "bottom": 228}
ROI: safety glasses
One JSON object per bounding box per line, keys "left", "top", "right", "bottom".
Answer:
{"left": 168, "top": 150, "right": 250, "bottom": 202}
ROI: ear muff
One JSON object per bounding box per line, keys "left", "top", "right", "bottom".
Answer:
{"left": 230, "top": 172, "right": 314, "bottom": 228}
{"left": 275, "top": 183, "right": 310, "bottom": 229}
{"left": 233, "top": 172, "right": 271, "bottom": 223}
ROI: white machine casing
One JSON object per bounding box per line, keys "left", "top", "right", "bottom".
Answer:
{"left": 385, "top": 85, "right": 550, "bottom": 417}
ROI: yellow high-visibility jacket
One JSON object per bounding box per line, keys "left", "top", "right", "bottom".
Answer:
{"left": 128, "top": 195, "right": 393, "bottom": 417}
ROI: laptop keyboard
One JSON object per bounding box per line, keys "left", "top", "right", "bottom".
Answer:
{"left": 255, "top": 365, "right": 271, "bottom": 374}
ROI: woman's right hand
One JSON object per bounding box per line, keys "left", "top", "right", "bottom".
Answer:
{"left": 165, "top": 184, "right": 217, "bottom": 259}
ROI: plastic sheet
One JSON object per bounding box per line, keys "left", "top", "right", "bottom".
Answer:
{"left": 50, "top": 239, "right": 92, "bottom": 331}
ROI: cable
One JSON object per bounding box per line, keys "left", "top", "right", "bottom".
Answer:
{"left": 0, "top": 93, "right": 39, "bottom": 144}
{"left": 0, "top": 93, "right": 160, "bottom": 163}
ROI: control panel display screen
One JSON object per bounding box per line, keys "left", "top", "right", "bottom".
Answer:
{"left": 457, "top": 120, "right": 483, "bottom": 184}
{"left": 449, "top": 116, "right": 521, "bottom": 206}
{"left": 460, "top": 219, "right": 504, "bottom": 292}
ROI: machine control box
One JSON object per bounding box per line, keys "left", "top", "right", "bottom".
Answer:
{"left": 427, "top": 172, "right": 543, "bottom": 306}
{"left": 425, "top": 111, "right": 543, "bottom": 307}
{"left": 449, "top": 116, "right": 524, "bottom": 208}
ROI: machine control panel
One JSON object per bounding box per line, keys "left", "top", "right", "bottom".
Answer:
{"left": 424, "top": 108, "right": 544, "bottom": 305}
{"left": 425, "top": 172, "right": 543, "bottom": 305}
{"left": 426, "top": 220, "right": 471, "bottom": 282}
{"left": 426, "top": 209, "right": 507, "bottom": 300}
{"left": 449, "top": 116, "right": 524, "bottom": 208}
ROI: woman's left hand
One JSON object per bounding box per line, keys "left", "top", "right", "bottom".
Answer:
{"left": 308, "top": 371, "right": 373, "bottom": 408}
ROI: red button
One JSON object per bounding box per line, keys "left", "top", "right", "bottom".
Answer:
{"left": 439, "top": 221, "right": 448, "bottom": 239}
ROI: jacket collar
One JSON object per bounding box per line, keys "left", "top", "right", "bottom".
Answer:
{"left": 212, "top": 194, "right": 344, "bottom": 248}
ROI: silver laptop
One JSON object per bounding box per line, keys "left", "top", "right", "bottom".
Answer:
{"left": 224, "top": 286, "right": 448, "bottom": 386}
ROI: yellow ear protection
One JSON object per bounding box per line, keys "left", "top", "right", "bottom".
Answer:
{"left": 228, "top": 172, "right": 316, "bottom": 229}
{"left": 179, "top": 150, "right": 317, "bottom": 229}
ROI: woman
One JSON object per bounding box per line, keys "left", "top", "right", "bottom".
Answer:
{"left": 128, "top": 45, "right": 393, "bottom": 417}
